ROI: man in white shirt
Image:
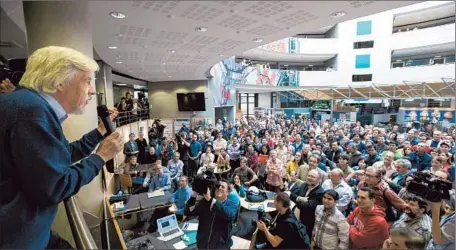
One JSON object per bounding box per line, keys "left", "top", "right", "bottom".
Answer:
{"left": 321, "top": 168, "right": 353, "bottom": 214}
{"left": 213, "top": 132, "right": 227, "bottom": 162}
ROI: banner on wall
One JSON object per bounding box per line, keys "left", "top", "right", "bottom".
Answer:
{"left": 350, "top": 112, "right": 357, "bottom": 122}
{"left": 258, "top": 38, "right": 289, "bottom": 53}
{"left": 402, "top": 108, "right": 455, "bottom": 129}
{"left": 174, "top": 118, "right": 191, "bottom": 134}
{"left": 192, "top": 117, "right": 212, "bottom": 128}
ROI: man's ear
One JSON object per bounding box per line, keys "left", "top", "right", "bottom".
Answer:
{"left": 55, "top": 83, "right": 65, "bottom": 92}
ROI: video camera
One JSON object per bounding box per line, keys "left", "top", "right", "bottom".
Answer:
{"left": 407, "top": 171, "right": 452, "bottom": 202}
{"left": 192, "top": 171, "right": 220, "bottom": 196}
{"left": 251, "top": 209, "right": 271, "bottom": 228}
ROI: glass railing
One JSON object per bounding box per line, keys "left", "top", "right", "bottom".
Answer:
{"left": 115, "top": 108, "right": 150, "bottom": 127}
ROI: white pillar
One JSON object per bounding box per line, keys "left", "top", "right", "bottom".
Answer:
{"left": 23, "top": 1, "right": 102, "bottom": 246}
{"left": 95, "top": 62, "right": 114, "bottom": 108}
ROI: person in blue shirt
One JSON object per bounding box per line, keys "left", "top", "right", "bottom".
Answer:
{"left": 409, "top": 143, "right": 432, "bottom": 171}
{"left": 0, "top": 46, "right": 124, "bottom": 249}
{"left": 169, "top": 176, "right": 192, "bottom": 221}
{"left": 167, "top": 152, "right": 184, "bottom": 188}
{"left": 187, "top": 134, "right": 202, "bottom": 178}
{"left": 224, "top": 122, "right": 236, "bottom": 140}
{"left": 149, "top": 165, "right": 171, "bottom": 191}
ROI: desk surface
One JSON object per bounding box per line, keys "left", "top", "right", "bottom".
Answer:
{"left": 126, "top": 220, "right": 198, "bottom": 250}
{"left": 113, "top": 194, "right": 141, "bottom": 215}
{"left": 138, "top": 191, "right": 173, "bottom": 210}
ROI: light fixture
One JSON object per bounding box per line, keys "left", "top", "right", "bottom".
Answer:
{"left": 117, "top": 33, "right": 124, "bottom": 37}
{"left": 143, "top": 45, "right": 148, "bottom": 48}
{"left": 218, "top": 54, "right": 224, "bottom": 56}
{"left": 110, "top": 12, "right": 126, "bottom": 19}
{"left": 434, "top": 56, "right": 442, "bottom": 58}
{"left": 396, "top": 60, "right": 402, "bottom": 62}
{"left": 116, "top": 83, "right": 127, "bottom": 86}
{"left": 405, "top": 99, "right": 415, "bottom": 102}
{"left": 115, "top": 61, "right": 122, "bottom": 64}
{"left": 253, "top": 38, "right": 263, "bottom": 43}
{"left": 107, "top": 46, "right": 117, "bottom": 49}
{"left": 330, "top": 11, "right": 346, "bottom": 18}
{"left": 168, "top": 50, "right": 176, "bottom": 53}
{"left": 195, "top": 27, "right": 208, "bottom": 32}
{"left": 168, "top": 76, "right": 172, "bottom": 78}
{"left": 308, "top": 64, "right": 313, "bottom": 67}
{"left": 283, "top": 64, "right": 289, "bottom": 67}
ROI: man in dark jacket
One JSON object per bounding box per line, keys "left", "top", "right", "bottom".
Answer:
{"left": 290, "top": 169, "right": 324, "bottom": 240}
{"left": 0, "top": 46, "right": 124, "bottom": 248}
{"left": 184, "top": 180, "right": 238, "bottom": 249}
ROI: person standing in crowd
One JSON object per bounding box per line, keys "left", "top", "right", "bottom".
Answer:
{"left": 169, "top": 176, "right": 192, "bottom": 221}
{"left": 291, "top": 169, "right": 324, "bottom": 240}
{"left": 383, "top": 227, "right": 427, "bottom": 250}
{"left": 124, "top": 133, "right": 139, "bottom": 163}
{"left": 265, "top": 150, "right": 285, "bottom": 193}
{"left": 184, "top": 180, "right": 238, "bottom": 249}
{"left": 0, "top": 46, "right": 124, "bottom": 248}
{"left": 321, "top": 168, "right": 354, "bottom": 214}
{"left": 312, "top": 190, "right": 349, "bottom": 250}
{"left": 167, "top": 152, "right": 184, "bottom": 188}
{"left": 187, "top": 134, "right": 202, "bottom": 179}
{"left": 227, "top": 137, "right": 242, "bottom": 173}
{"left": 347, "top": 187, "right": 389, "bottom": 249}
{"left": 213, "top": 132, "right": 227, "bottom": 162}
{"left": 232, "top": 157, "right": 258, "bottom": 187}
{"left": 135, "top": 131, "right": 148, "bottom": 164}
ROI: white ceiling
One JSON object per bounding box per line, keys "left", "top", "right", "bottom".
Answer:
{"left": 238, "top": 48, "right": 336, "bottom": 63}
{"left": 1, "top": 1, "right": 420, "bottom": 82}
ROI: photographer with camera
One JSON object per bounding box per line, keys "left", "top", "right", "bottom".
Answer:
{"left": 256, "top": 192, "right": 310, "bottom": 249}
{"left": 184, "top": 180, "right": 238, "bottom": 249}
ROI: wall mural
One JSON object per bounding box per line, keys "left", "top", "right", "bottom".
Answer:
{"left": 257, "top": 38, "right": 289, "bottom": 53}
{"left": 209, "top": 57, "right": 300, "bottom": 107}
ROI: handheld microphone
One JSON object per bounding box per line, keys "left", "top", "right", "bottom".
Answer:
{"left": 97, "top": 105, "right": 116, "bottom": 173}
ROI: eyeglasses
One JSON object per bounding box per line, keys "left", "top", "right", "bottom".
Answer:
{"left": 364, "top": 174, "right": 378, "bottom": 178}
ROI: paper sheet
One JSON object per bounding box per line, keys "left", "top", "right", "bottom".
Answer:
{"left": 147, "top": 190, "right": 165, "bottom": 198}
{"left": 173, "top": 241, "right": 187, "bottom": 250}
{"left": 182, "top": 222, "right": 198, "bottom": 231}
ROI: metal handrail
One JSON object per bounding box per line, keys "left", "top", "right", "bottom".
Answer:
{"left": 64, "top": 196, "right": 98, "bottom": 249}
{"left": 115, "top": 108, "right": 151, "bottom": 127}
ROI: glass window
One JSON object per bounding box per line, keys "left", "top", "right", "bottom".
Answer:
{"left": 357, "top": 20, "right": 372, "bottom": 36}
{"left": 446, "top": 55, "right": 455, "bottom": 63}
{"left": 356, "top": 54, "right": 371, "bottom": 69}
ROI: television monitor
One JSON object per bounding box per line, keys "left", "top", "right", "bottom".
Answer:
{"left": 176, "top": 92, "right": 206, "bottom": 111}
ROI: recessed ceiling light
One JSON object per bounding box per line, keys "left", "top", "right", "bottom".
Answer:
{"left": 143, "top": 45, "right": 148, "bottom": 48}
{"left": 117, "top": 33, "right": 124, "bottom": 37}
{"left": 115, "top": 61, "right": 122, "bottom": 64}
{"left": 167, "top": 14, "right": 175, "bottom": 19}
{"left": 195, "top": 27, "right": 208, "bottom": 32}
{"left": 330, "top": 11, "right": 346, "bottom": 18}
{"left": 162, "top": 62, "right": 166, "bottom": 65}
{"left": 110, "top": 12, "right": 126, "bottom": 19}
{"left": 253, "top": 38, "right": 263, "bottom": 43}
{"left": 116, "top": 83, "right": 127, "bottom": 86}
{"left": 107, "top": 46, "right": 117, "bottom": 49}
{"left": 168, "top": 76, "right": 172, "bottom": 78}
{"left": 219, "top": 54, "right": 224, "bottom": 56}
{"left": 308, "top": 65, "right": 313, "bottom": 67}
{"left": 168, "top": 50, "right": 176, "bottom": 53}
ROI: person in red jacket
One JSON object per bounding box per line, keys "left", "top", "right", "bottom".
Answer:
{"left": 347, "top": 187, "right": 389, "bottom": 249}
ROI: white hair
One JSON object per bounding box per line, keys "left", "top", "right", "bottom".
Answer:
{"left": 19, "top": 46, "right": 98, "bottom": 93}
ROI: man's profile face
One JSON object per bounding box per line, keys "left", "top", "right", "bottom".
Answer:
{"left": 322, "top": 193, "right": 336, "bottom": 209}
{"left": 178, "top": 177, "right": 187, "bottom": 188}
{"left": 215, "top": 182, "right": 229, "bottom": 199}
{"left": 58, "top": 70, "right": 94, "bottom": 115}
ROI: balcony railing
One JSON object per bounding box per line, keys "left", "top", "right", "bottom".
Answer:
{"left": 115, "top": 108, "right": 150, "bottom": 127}
{"left": 64, "top": 197, "right": 98, "bottom": 249}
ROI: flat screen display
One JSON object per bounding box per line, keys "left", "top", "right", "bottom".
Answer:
{"left": 177, "top": 92, "right": 206, "bottom": 111}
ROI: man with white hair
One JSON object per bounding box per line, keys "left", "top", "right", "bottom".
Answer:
{"left": 321, "top": 168, "right": 354, "bottom": 214}
{"left": 0, "top": 46, "right": 124, "bottom": 248}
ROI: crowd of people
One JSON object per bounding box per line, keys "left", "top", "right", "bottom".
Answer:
{"left": 121, "top": 114, "right": 455, "bottom": 249}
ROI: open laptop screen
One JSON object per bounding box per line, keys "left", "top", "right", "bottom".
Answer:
{"left": 157, "top": 214, "right": 178, "bottom": 233}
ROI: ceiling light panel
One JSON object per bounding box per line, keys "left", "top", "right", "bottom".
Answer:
{"left": 244, "top": 1, "right": 294, "bottom": 18}
{"left": 216, "top": 14, "right": 258, "bottom": 30}
{"left": 218, "top": 39, "right": 245, "bottom": 48}
{"left": 179, "top": 3, "right": 224, "bottom": 22}
{"left": 131, "top": 1, "right": 180, "bottom": 14}
{"left": 275, "top": 10, "right": 319, "bottom": 27}
{"left": 247, "top": 24, "right": 282, "bottom": 36}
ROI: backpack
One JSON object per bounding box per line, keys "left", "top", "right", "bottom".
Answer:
{"left": 382, "top": 189, "right": 398, "bottom": 222}
{"left": 285, "top": 216, "right": 310, "bottom": 249}
{"left": 246, "top": 191, "right": 267, "bottom": 202}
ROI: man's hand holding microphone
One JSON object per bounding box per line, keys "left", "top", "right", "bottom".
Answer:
{"left": 95, "top": 107, "right": 124, "bottom": 163}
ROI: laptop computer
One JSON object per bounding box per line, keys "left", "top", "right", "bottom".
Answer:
{"left": 157, "top": 214, "right": 184, "bottom": 242}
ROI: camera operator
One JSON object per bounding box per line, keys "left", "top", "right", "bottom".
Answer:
{"left": 0, "top": 46, "right": 123, "bottom": 248}
{"left": 426, "top": 194, "right": 455, "bottom": 249}
{"left": 256, "top": 192, "right": 310, "bottom": 249}
{"left": 184, "top": 180, "right": 238, "bottom": 249}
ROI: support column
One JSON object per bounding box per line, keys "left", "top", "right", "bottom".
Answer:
{"left": 23, "top": 1, "right": 102, "bottom": 246}
{"left": 95, "top": 61, "right": 114, "bottom": 108}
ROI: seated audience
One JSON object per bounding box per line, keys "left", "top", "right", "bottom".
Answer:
{"left": 312, "top": 190, "right": 349, "bottom": 250}
{"left": 347, "top": 187, "right": 389, "bottom": 249}
{"left": 232, "top": 157, "right": 258, "bottom": 187}
{"left": 284, "top": 170, "right": 302, "bottom": 196}
{"left": 147, "top": 164, "right": 171, "bottom": 192}
{"left": 232, "top": 174, "right": 246, "bottom": 198}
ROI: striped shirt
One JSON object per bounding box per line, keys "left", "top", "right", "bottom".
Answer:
{"left": 313, "top": 205, "right": 349, "bottom": 249}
